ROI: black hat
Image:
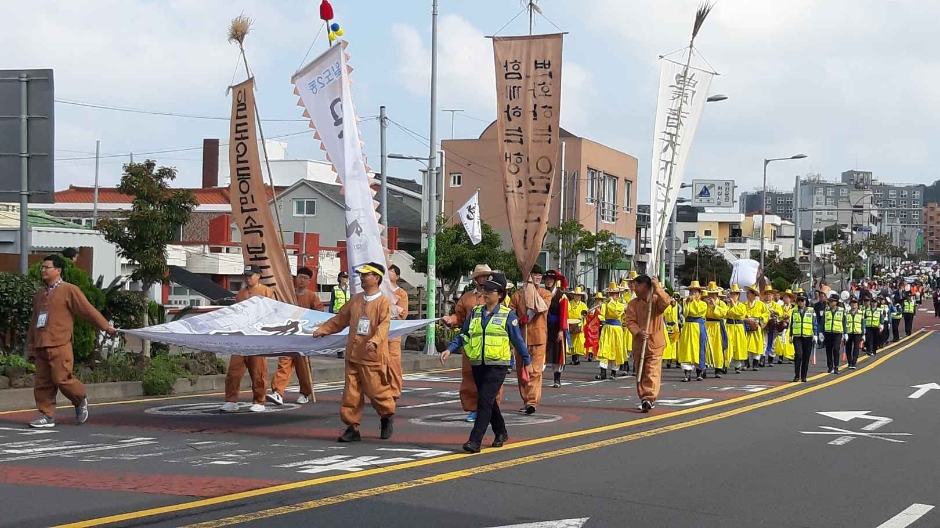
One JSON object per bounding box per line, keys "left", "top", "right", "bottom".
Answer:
{"left": 338, "top": 271, "right": 349, "bottom": 279}
{"left": 531, "top": 264, "right": 543, "bottom": 275}
{"left": 242, "top": 265, "right": 262, "bottom": 276}
{"left": 544, "top": 269, "right": 559, "bottom": 279}
{"left": 483, "top": 273, "right": 508, "bottom": 292}
{"left": 849, "top": 297, "right": 859, "bottom": 304}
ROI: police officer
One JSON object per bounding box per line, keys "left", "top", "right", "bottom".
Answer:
{"left": 441, "top": 273, "right": 533, "bottom": 454}
{"left": 863, "top": 295, "right": 884, "bottom": 356}
{"left": 790, "top": 294, "right": 818, "bottom": 383}
{"left": 331, "top": 271, "right": 350, "bottom": 358}
{"left": 891, "top": 301, "right": 903, "bottom": 343}
{"left": 845, "top": 298, "right": 865, "bottom": 370}
{"left": 823, "top": 292, "right": 846, "bottom": 374}
{"left": 902, "top": 292, "right": 916, "bottom": 336}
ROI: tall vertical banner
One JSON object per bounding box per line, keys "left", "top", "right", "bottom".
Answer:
{"left": 292, "top": 43, "right": 395, "bottom": 306}
{"left": 493, "top": 34, "right": 563, "bottom": 277}
{"left": 648, "top": 59, "right": 714, "bottom": 272}
{"left": 229, "top": 78, "right": 296, "bottom": 303}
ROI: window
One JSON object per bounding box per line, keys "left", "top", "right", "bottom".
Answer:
{"left": 293, "top": 199, "right": 317, "bottom": 217}
{"left": 874, "top": 189, "right": 883, "bottom": 197}
{"left": 827, "top": 187, "right": 834, "bottom": 196}
{"left": 826, "top": 197, "right": 834, "bottom": 206}
{"left": 901, "top": 211, "right": 908, "bottom": 219}
{"left": 171, "top": 286, "right": 190, "bottom": 296}
{"left": 786, "top": 197, "right": 793, "bottom": 204}
{"left": 889, "top": 190, "right": 897, "bottom": 198}
{"left": 683, "top": 231, "right": 696, "bottom": 243}
{"left": 815, "top": 187, "right": 824, "bottom": 196}
{"left": 840, "top": 188, "right": 848, "bottom": 197}
{"left": 704, "top": 229, "right": 713, "bottom": 237}
{"left": 766, "top": 196, "right": 772, "bottom": 204}
{"left": 888, "top": 199, "right": 896, "bottom": 208}
{"left": 901, "top": 189, "right": 908, "bottom": 198}
{"left": 623, "top": 179, "right": 633, "bottom": 212}
{"left": 901, "top": 200, "right": 908, "bottom": 207}
{"left": 449, "top": 173, "right": 462, "bottom": 187}
{"left": 586, "top": 168, "right": 599, "bottom": 204}
{"left": 229, "top": 280, "right": 243, "bottom": 293}
{"left": 776, "top": 197, "right": 784, "bottom": 204}
{"left": 600, "top": 175, "right": 618, "bottom": 223}
{"left": 914, "top": 190, "right": 921, "bottom": 198}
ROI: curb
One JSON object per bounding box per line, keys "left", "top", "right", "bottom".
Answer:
{"left": 0, "top": 353, "right": 459, "bottom": 413}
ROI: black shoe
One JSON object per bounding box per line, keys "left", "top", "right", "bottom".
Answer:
{"left": 682, "top": 371, "right": 692, "bottom": 382}
{"left": 525, "top": 405, "right": 536, "bottom": 415}
{"left": 462, "top": 441, "right": 481, "bottom": 453}
{"left": 338, "top": 426, "right": 361, "bottom": 443}
{"left": 337, "top": 350, "right": 345, "bottom": 359}
{"left": 734, "top": 367, "right": 741, "bottom": 374}
{"left": 766, "top": 360, "right": 774, "bottom": 367}
{"left": 792, "top": 376, "right": 800, "bottom": 382}
{"left": 714, "top": 370, "right": 721, "bottom": 379}
{"left": 380, "top": 416, "right": 394, "bottom": 440}
{"left": 552, "top": 372, "right": 561, "bottom": 388}
{"left": 695, "top": 369, "right": 704, "bottom": 381}
{"left": 833, "top": 368, "right": 839, "bottom": 375}
{"left": 701, "top": 369, "right": 707, "bottom": 379}
{"left": 641, "top": 400, "right": 653, "bottom": 413}
{"left": 751, "top": 364, "right": 759, "bottom": 372}
{"left": 492, "top": 432, "right": 509, "bottom": 448}
{"left": 801, "top": 377, "right": 808, "bottom": 382}
{"left": 594, "top": 367, "right": 607, "bottom": 380}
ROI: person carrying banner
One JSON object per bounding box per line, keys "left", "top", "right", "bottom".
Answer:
{"left": 566, "top": 287, "right": 588, "bottom": 365}
{"left": 662, "top": 293, "right": 681, "bottom": 369}
{"left": 386, "top": 264, "right": 410, "bottom": 400}
{"left": 902, "top": 292, "right": 916, "bottom": 336}
{"left": 745, "top": 285, "right": 770, "bottom": 371}
{"left": 441, "top": 273, "right": 533, "bottom": 453}
{"left": 678, "top": 281, "right": 707, "bottom": 382}
{"left": 313, "top": 262, "right": 395, "bottom": 442}
{"left": 27, "top": 255, "right": 117, "bottom": 428}
{"left": 222, "top": 266, "right": 276, "bottom": 413}
{"left": 510, "top": 265, "right": 552, "bottom": 414}
{"left": 596, "top": 283, "right": 626, "bottom": 380}
{"left": 442, "top": 264, "right": 497, "bottom": 422}
{"left": 625, "top": 274, "right": 670, "bottom": 412}
{"left": 725, "top": 285, "right": 749, "bottom": 374}
{"left": 845, "top": 297, "right": 865, "bottom": 370}
{"left": 823, "top": 292, "right": 846, "bottom": 374}
{"left": 790, "top": 293, "right": 818, "bottom": 383}
{"left": 268, "top": 267, "right": 320, "bottom": 406}
{"left": 703, "top": 283, "right": 727, "bottom": 378}
{"left": 544, "top": 270, "right": 569, "bottom": 388}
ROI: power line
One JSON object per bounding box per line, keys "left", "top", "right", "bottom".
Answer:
{"left": 54, "top": 99, "right": 310, "bottom": 122}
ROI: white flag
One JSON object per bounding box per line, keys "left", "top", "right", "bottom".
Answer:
{"left": 648, "top": 59, "right": 715, "bottom": 272}
{"left": 292, "top": 43, "right": 396, "bottom": 308}
{"left": 457, "top": 191, "right": 482, "bottom": 245}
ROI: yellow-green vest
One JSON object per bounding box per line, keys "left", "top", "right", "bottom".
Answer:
{"left": 904, "top": 300, "right": 915, "bottom": 314}
{"left": 791, "top": 309, "right": 815, "bottom": 337}
{"left": 865, "top": 308, "right": 881, "bottom": 328}
{"left": 892, "top": 309, "right": 902, "bottom": 321}
{"left": 824, "top": 309, "right": 845, "bottom": 333}
{"left": 846, "top": 312, "right": 865, "bottom": 335}
{"left": 463, "top": 305, "right": 513, "bottom": 366}
{"left": 332, "top": 285, "right": 349, "bottom": 312}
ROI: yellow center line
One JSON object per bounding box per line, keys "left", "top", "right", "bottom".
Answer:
{"left": 178, "top": 331, "right": 932, "bottom": 528}
{"left": 51, "top": 332, "right": 930, "bottom": 528}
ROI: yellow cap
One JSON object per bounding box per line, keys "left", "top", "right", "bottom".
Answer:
{"left": 355, "top": 263, "right": 385, "bottom": 277}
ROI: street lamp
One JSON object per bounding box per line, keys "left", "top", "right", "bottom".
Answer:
{"left": 761, "top": 154, "right": 807, "bottom": 273}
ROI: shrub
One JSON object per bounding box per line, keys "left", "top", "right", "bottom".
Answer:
{"left": 0, "top": 353, "right": 36, "bottom": 376}
{"left": 0, "top": 273, "right": 39, "bottom": 354}
{"left": 771, "top": 277, "right": 791, "bottom": 293}
{"left": 28, "top": 257, "right": 104, "bottom": 362}
{"left": 74, "top": 350, "right": 139, "bottom": 384}
{"left": 142, "top": 365, "right": 177, "bottom": 396}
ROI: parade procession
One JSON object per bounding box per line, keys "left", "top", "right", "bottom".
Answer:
{"left": 5, "top": 1, "right": 940, "bottom": 527}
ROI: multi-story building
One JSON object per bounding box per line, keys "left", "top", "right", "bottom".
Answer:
{"left": 740, "top": 190, "right": 794, "bottom": 220}
{"left": 442, "top": 123, "right": 638, "bottom": 289}
{"left": 925, "top": 202, "right": 940, "bottom": 257}
{"left": 683, "top": 212, "right": 784, "bottom": 261}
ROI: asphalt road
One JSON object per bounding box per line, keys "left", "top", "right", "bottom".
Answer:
{"left": 0, "top": 309, "right": 937, "bottom": 528}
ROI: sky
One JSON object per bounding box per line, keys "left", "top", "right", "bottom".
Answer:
{"left": 5, "top": 0, "right": 940, "bottom": 205}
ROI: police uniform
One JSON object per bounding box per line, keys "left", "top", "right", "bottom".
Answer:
{"left": 823, "top": 298, "right": 846, "bottom": 374}
{"left": 790, "top": 303, "right": 817, "bottom": 382}
{"left": 903, "top": 296, "right": 916, "bottom": 336}
{"left": 864, "top": 301, "right": 884, "bottom": 356}
{"left": 845, "top": 303, "right": 865, "bottom": 368}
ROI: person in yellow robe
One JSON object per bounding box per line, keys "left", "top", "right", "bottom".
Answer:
{"left": 678, "top": 281, "right": 707, "bottom": 382}
{"left": 704, "top": 282, "right": 728, "bottom": 378}
{"left": 567, "top": 287, "right": 589, "bottom": 365}
{"left": 619, "top": 273, "right": 637, "bottom": 375}
{"left": 662, "top": 294, "right": 680, "bottom": 368}
{"left": 745, "top": 285, "right": 770, "bottom": 371}
{"left": 773, "top": 289, "right": 796, "bottom": 363}
{"left": 725, "top": 285, "right": 749, "bottom": 373}
{"left": 762, "top": 285, "right": 784, "bottom": 367}
{"left": 596, "top": 283, "right": 625, "bottom": 380}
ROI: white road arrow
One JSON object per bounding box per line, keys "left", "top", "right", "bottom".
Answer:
{"left": 488, "top": 518, "right": 590, "bottom": 528}
{"left": 908, "top": 383, "right": 940, "bottom": 399}
{"left": 817, "top": 411, "right": 892, "bottom": 431}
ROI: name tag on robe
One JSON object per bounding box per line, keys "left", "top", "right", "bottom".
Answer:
{"left": 356, "top": 317, "right": 371, "bottom": 336}
{"left": 37, "top": 311, "right": 49, "bottom": 328}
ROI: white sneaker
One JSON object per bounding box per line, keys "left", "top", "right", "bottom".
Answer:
{"left": 219, "top": 402, "right": 239, "bottom": 412}
{"left": 266, "top": 391, "right": 284, "bottom": 406}
{"left": 296, "top": 394, "right": 312, "bottom": 404}
{"left": 249, "top": 403, "right": 266, "bottom": 412}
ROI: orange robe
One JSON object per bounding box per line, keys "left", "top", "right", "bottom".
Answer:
{"left": 511, "top": 285, "right": 553, "bottom": 408}
{"left": 271, "top": 289, "right": 323, "bottom": 398}
{"left": 388, "top": 286, "right": 410, "bottom": 399}
{"left": 225, "top": 285, "right": 275, "bottom": 404}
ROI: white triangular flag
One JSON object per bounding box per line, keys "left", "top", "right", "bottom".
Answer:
{"left": 457, "top": 191, "right": 482, "bottom": 245}
{"left": 859, "top": 249, "right": 868, "bottom": 261}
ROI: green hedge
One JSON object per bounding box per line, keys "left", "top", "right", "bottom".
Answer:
{"left": 0, "top": 273, "right": 39, "bottom": 354}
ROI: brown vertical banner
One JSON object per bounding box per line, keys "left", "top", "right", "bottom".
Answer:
{"left": 229, "top": 78, "right": 296, "bottom": 303}
{"left": 493, "top": 34, "right": 564, "bottom": 277}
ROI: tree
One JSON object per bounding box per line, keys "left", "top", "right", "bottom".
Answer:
{"left": 831, "top": 241, "right": 863, "bottom": 273}
{"left": 411, "top": 219, "right": 518, "bottom": 310}
{"left": 766, "top": 257, "right": 803, "bottom": 285}
{"left": 676, "top": 246, "right": 732, "bottom": 286}
{"left": 813, "top": 224, "right": 845, "bottom": 245}
{"left": 547, "top": 220, "right": 593, "bottom": 280}
{"left": 97, "top": 160, "right": 197, "bottom": 359}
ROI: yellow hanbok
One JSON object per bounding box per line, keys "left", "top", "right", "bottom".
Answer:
{"left": 597, "top": 300, "right": 626, "bottom": 368}
{"left": 678, "top": 299, "right": 708, "bottom": 368}
{"left": 663, "top": 302, "right": 679, "bottom": 362}
{"left": 568, "top": 300, "right": 588, "bottom": 357}
{"left": 621, "top": 291, "right": 634, "bottom": 357}
{"left": 745, "top": 300, "right": 770, "bottom": 358}
{"left": 773, "top": 304, "right": 796, "bottom": 360}
{"left": 725, "top": 301, "right": 749, "bottom": 363}
{"left": 705, "top": 300, "right": 728, "bottom": 369}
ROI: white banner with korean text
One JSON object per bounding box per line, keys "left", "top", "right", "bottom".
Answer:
{"left": 457, "top": 191, "right": 482, "bottom": 245}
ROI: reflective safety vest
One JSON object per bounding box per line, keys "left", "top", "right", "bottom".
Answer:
{"left": 904, "top": 300, "right": 915, "bottom": 314}
{"left": 824, "top": 309, "right": 845, "bottom": 333}
{"left": 332, "top": 285, "right": 349, "bottom": 312}
{"left": 846, "top": 312, "right": 865, "bottom": 335}
{"left": 892, "top": 310, "right": 902, "bottom": 320}
{"left": 791, "top": 309, "right": 815, "bottom": 337}
{"left": 865, "top": 308, "right": 882, "bottom": 328}
{"left": 463, "top": 305, "right": 513, "bottom": 366}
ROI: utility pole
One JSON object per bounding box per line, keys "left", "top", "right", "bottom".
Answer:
{"left": 442, "top": 109, "right": 462, "bottom": 140}
{"left": 379, "top": 106, "right": 388, "bottom": 237}
{"left": 18, "top": 73, "right": 28, "bottom": 274}
{"left": 594, "top": 172, "right": 602, "bottom": 294}
{"left": 425, "top": 0, "right": 439, "bottom": 355}
{"left": 93, "top": 140, "right": 100, "bottom": 228}
{"left": 669, "top": 206, "right": 677, "bottom": 288}
{"left": 527, "top": 0, "right": 537, "bottom": 34}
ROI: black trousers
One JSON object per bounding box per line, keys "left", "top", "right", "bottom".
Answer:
{"left": 904, "top": 313, "right": 914, "bottom": 335}
{"left": 845, "top": 335, "right": 862, "bottom": 367}
{"left": 866, "top": 327, "right": 880, "bottom": 355}
{"left": 824, "top": 333, "right": 841, "bottom": 371}
{"left": 880, "top": 324, "right": 890, "bottom": 347}
{"left": 892, "top": 319, "right": 902, "bottom": 341}
{"left": 934, "top": 302, "right": 939, "bottom": 317}
{"left": 469, "top": 364, "right": 508, "bottom": 445}
{"left": 793, "top": 337, "right": 813, "bottom": 381}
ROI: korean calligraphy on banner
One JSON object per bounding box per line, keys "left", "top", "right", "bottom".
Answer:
{"left": 648, "top": 59, "right": 714, "bottom": 273}
{"left": 228, "top": 78, "right": 296, "bottom": 303}
{"left": 492, "top": 34, "right": 564, "bottom": 277}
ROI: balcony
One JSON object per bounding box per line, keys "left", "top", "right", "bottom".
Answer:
{"left": 723, "top": 236, "right": 762, "bottom": 251}
{"left": 687, "top": 237, "right": 717, "bottom": 249}
{"left": 179, "top": 244, "right": 299, "bottom": 276}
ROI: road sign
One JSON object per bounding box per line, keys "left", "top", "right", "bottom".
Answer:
{"left": 908, "top": 383, "right": 940, "bottom": 399}
{"left": 855, "top": 226, "right": 873, "bottom": 233}
{"left": 690, "top": 179, "right": 734, "bottom": 208}
{"left": 801, "top": 410, "right": 910, "bottom": 445}
{"left": 0, "top": 69, "right": 55, "bottom": 204}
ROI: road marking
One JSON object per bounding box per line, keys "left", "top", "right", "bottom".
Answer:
{"left": 876, "top": 503, "right": 935, "bottom": 528}
{"left": 801, "top": 426, "right": 911, "bottom": 443}
{"left": 908, "top": 383, "right": 940, "bottom": 399}
{"left": 488, "top": 519, "right": 590, "bottom": 528}
{"left": 55, "top": 332, "right": 932, "bottom": 528}
{"left": 398, "top": 399, "right": 461, "bottom": 409}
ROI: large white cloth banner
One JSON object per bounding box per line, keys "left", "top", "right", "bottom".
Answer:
{"left": 457, "top": 191, "right": 482, "bottom": 245}
{"left": 648, "top": 59, "right": 714, "bottom": 272}
{"left": 292, "top": 43, "right": 395, "bottom": 308}
{"left": 123, "top": 297, "right": 436, "bottom": 356}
